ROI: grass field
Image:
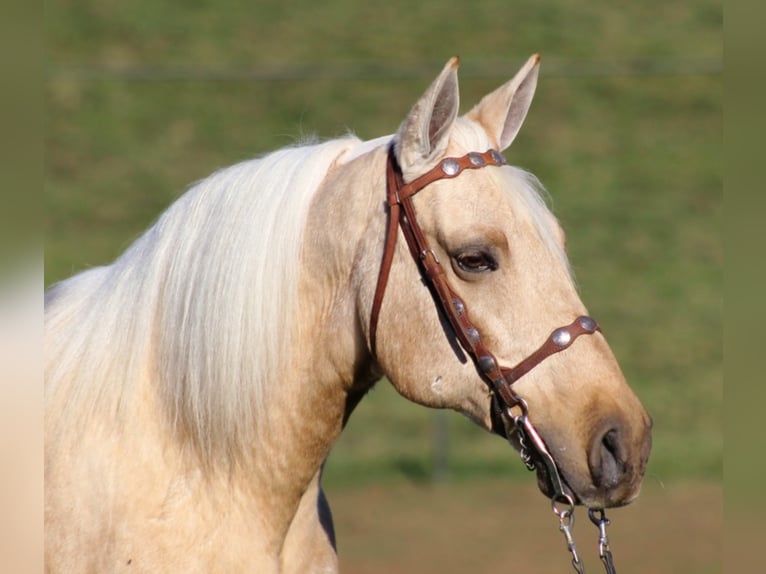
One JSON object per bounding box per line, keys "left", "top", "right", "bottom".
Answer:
{"left": 45, "top": 1, "right": 721, "bottom": 570}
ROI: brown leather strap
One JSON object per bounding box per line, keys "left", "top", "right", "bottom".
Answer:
{"left": 369, "top": 157, "right": 402, "bottom": 354}
{"left": 500, "top": 316, "right": 600, "bottom": 384}
{"left": 370, "top": 148, "right": 506, "bottom": 354}
{"left": 394, "top": 149, "right": 508, "bottom": 203}
{"left": 369, "top": 144, "right": 600, "bottom": 412}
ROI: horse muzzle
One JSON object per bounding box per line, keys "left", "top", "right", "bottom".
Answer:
{"left": 540, "top": 412, "right": 652, "bottom": 509}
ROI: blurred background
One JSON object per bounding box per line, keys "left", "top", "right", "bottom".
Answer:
{"left": 45, "top": 1, "right": 721, "bottom": 572}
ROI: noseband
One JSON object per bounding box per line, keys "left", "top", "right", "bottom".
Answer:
{"left": 370, "top": 144, "right": 617, "bottom": 573}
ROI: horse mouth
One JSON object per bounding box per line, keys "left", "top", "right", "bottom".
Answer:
{"left": 531, "top": 459, "right": 580, "bottom": 504}
{"left": 496, "top": 407, "right": 647, "bottom": 509}
{"left": 500, "top": 423, "right": 616, "bottom": 508}
{"left": 533, "top": 452, "right": 644, "bottom": 509}
{"left": 496, "top": 423, "right": 575, "bottom": 503}
{"left": 494, "top": 411, "right": 576, "bottom": 503}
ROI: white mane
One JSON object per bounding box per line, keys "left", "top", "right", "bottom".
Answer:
{"left": 45, "top": 136, "right": 363, "bottom": 465}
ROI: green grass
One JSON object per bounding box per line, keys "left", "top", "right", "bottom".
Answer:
{"left": 45, "top": 0, "right": 721, "bottom": 486}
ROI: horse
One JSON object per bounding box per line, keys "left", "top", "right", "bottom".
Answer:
{"left": 45, "top": 54, "right": 652, "bottom": 573}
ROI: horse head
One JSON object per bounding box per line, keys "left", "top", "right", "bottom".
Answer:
{"left": 352, "top": 55, "right": 651, "bottom": 509}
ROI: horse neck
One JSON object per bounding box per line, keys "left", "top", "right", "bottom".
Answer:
{"left": 286, "top": 144, "right": 387, "bottom": 430}
{"left": 231, "top": 145, "right": 385, "bottom": 512}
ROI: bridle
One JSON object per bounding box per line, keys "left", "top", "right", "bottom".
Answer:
{"left": 369, "top": 143, "right": 618, "bottom": 573}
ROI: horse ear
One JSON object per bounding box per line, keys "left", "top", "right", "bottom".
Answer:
{"left": 466, "top": 54, "right": 540, "bottom": 151}
{"left": 395, "top": 57, "right": 460, "bottom": 175}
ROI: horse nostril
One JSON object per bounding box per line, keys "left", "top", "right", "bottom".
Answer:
{"left": 589, "top": 427, "right": 625, "bottom": 490}
{"left": 602, "top": 429, "right": 620, "bottom": 458}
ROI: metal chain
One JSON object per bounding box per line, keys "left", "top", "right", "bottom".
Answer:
{"left": 516, "top": 432, "right": 537, "bottom": 471}
{"left": 589, "top": 509, "right": 617, "bottom": 574}
{"left": 508, "top": 403, "right": 623, "bottom": 574}
{"left": 553, "top": 498, "right": 586, "bottom": 574}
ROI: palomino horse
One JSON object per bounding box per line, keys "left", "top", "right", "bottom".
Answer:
{"left": 45, "top": 55, "right": 652, "bottom": 572}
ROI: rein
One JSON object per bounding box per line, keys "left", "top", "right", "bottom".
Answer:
{"left": 370, "top": 144, "right": 619, "bottom": 573}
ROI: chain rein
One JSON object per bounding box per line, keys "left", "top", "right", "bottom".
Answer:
{"left": 370, "top": 145, "right": 619, "bottom": 573}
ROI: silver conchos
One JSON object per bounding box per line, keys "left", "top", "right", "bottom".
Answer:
{"left": 453, "top": 298, "right": 465, "bottom": 316}
{"left": 551, "top": 328, "right": 572, "bottom": 348}
{"left": 578, "top": 316, "right": 597, "bottom": 332}
{"left": 489, "top": 149, "right": 506, "bottom": 165}
{"left": 468, "top": 152, "right": 485, "bottom": 167}
{"left": 441, "top": 158, "right": 461, "bottom": 176}
{"left": 478, "top": 355, "right": 496, "bottom": 374}
{"left": 465, "top": 327, "right": 480, "bottom": 345}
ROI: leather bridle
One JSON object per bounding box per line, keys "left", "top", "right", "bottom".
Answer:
{"left": 366, "top": 141, "right": 625, "bottom": 573}
{"left": 370, "top": 144, "right": 600, "bottom": 427}
{"left": 368, "top": 144, "right": 623, "bottom": 573}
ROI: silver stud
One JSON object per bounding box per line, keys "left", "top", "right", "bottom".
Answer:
{"left": 453, "top": 298, "right": 465, "bottom": 316}
{"left": 578, "top": 316, "right": 597, "bottom": 332}
{"left": 478, "top": 355, "right": 496, "bottom": 374}
{"left": 551, "top": 328, "right": 572, "bottom": 347}
{"left": 489, "top": 150, "right": 506, "bottom": 165}
{"left": 468, "top": 152, "right": 485, "bottom": 167}
{"left": 466, "top": 327, "right": 480, "bottom": 345}
{"left": 441, "top": 158, "right": 460, "bottom": 176}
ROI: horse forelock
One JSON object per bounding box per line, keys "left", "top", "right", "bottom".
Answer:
{"left": 45, "top": 135, "right": 367, "bottom": 468}
{"left": 449, "top": 117, "right": 574, "bottom": 284}
{"left": 495, "top": 166, "right": 575, "bottom": 284}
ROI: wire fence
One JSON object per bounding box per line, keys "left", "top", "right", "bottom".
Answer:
{"left": 48, "top": 58, "right": 721, "bottom": 83}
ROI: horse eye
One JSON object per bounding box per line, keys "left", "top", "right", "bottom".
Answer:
{"left": 454, "top": 250, "right": 498, "bottom": 273}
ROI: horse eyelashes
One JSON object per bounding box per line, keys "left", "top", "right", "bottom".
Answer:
{"left": 454, "top": 250, "right": 499, "bottom": 273}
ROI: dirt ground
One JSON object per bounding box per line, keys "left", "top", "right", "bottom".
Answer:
{"left": 327, "top": 479, "right": 721, "bottom": 574}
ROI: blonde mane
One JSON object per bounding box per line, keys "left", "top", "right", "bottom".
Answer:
{"left": 45, "top": 136, "right": 364, "bottom": 465}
